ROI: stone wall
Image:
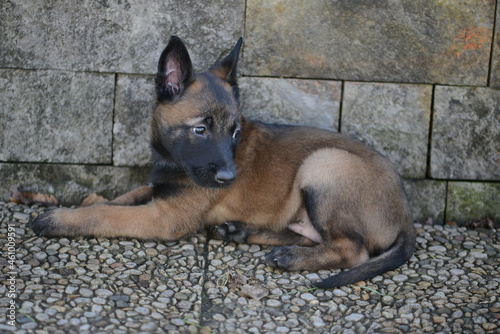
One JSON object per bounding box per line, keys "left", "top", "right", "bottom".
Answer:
{"left": 1, "top": 0, "right": 499, "bottom": 224}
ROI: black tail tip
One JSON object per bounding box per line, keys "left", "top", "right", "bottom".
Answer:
{"left": 312, "top": 278, "right": 340, "bottom": 289}
{"left": 312, "top": 280, "right": 329, "bottom": 289}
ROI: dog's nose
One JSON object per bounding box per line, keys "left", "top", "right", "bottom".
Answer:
{"left": 215, "top": 170, "right": 235, "bottom": 185}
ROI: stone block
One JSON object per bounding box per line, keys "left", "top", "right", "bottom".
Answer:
{"left": 403, "top": 179, "right": 447, "bottom": 224}
{"left": 490, "top": 3, "right": 500, "bottom": 87}
{"left": 0, "top": 163, "right": 150, "bottom": 205}
{"left": 342, "top": 82, "right": 432, "bottom": 178}
{"left": 0, "top": 69, "right": 114, "bottom": 164}
{"left": 446, "top": 182, "right": 500, "bottom": 224}
{"left": 431, "top": 86, "right": 500, "bottom": 180}
{"left": 113, "top": 75, "right": 155, "bottom": 166}
{"left": 0, "top": 0, "right": 245, "bottom": 73}
{"left": 244, "top": 0, "right": 494, "bottom": 85}
{"left": 239, "top": 77, "right": 341, "bottom": 131}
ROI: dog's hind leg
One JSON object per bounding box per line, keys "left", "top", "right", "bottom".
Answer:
{"left": 80, "top": 186, "right": 153, "bottom": 207}
{"left": 217, "top": 221, "right": 317, "bottom": 246}
{"left": 266, "top": 236, "right": 369, "bottom": 271}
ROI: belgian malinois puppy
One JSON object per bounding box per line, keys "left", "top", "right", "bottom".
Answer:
{"left": 30, "top": 36, "right": 416, "bottom": 288}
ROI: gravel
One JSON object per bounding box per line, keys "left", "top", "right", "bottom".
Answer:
{"left": 0, "top": 201, "right": 499, "bottom": 333}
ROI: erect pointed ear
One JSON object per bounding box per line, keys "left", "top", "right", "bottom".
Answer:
{"left": 210, "top": 37, "right": 243, "bottom": 86}
{"left": 156, "top": 36, "right": 194, "bottom": 102}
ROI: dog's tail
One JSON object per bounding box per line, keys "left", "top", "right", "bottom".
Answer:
{"left": 313, "top": 229, "right": 415, "bottom": 289}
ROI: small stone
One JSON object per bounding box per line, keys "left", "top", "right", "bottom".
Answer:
{"left": 345, "top": 313, "right": 364, "bottom": 322}
{"left": 34, "top": 252, "right": 48, "bottom": 261}
{"left": 141, "top": 322, "right": 158, "bottom": 331}
{"left": 249, "top": 245, "right": 260, "bottom": 252}
{"left": 311, "top": 315, "right": 326, "bottom": 327}
{"left": 115, "top": 309, "right": 126, "bottom": 319}
{"left": 428, "top": 245, "right": 447, "bottom": 252}
{"left": 392, "top": 274, "right": 408, "bottom": 282}
{"left": 35, "top": 313, "right": 49, "bottom": 321}
{"left": 177, "top": 301, "right": 193, "bottom": 310}
{"left": 305, "top": 273, "right": 320, "bottom": 280}
{"left": 450, "top": 269, "right": 465, "bottom": 276}
{"left": 382, "top": 296, "right": 394, "bottom": 305}
{"left": 152, "top": 301, "right": 167, "bottom": 309}
{"left": 151, "top": 312, "right": 164, "bottom": 320}
{"left": 92, "top": 305, "right": 103, "bottom": 313}
{"left": 13, "top": 212, "right": 30, "bottom": 221}
{"left": 482, "top": 323, "right": 497, "bottom": 331}
{"left": 433, "top": 316, "right": 446, "bottom": 324}
{"left": 21, "top": 323, "right": 37, "bottom": 330}
{"left": 213, "top": 314, "right": 226, "bottom": 321}
{"left": 79, "top": 288, "right": 93, "bottom": 297}
{"left": 333, "top": 289, "right": 348, "bottom": 297}
{"left": 301, "top": 293, "right": 316, "bottom": 302}
{"left": 46, "top": 243, "right": 61, "bottom": 250}
{"left": 469, "top": 251, "right": 488, "bottom": 259}
{"left": 234, "top": 296, "right": 247, "bottom": 306}
{"left": 110, "top": 295, "right": 129, "bottom": 302}
{"left": 266, "top": 299, "right": 282, "bottom": 307}
{"left": 51, "top": 306, "right": 66, "bottom": 313}
{"left": 92, "top": 297, "right": 106, "bottom": 304}
{"left": 145, "top": 248, "right": 158, "bottom": 256}
{"left": 171, "top": 318, "right": 186, "bottom": 326}
{"left": 95, "top": 289, "right": 113, "bottom": 297}
{"left": 135, "top": 306, "right": 150, "bottom": 315}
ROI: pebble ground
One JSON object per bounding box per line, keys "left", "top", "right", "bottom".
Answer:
{"left": 0, "top": 201, "right": 499, "bottom": 333}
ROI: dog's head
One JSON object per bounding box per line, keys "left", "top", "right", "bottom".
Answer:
{"left": 151, "top": 36, "right": 243, "bottom": 188}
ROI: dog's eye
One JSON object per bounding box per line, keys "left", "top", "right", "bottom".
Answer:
{"left": 193, "top": 126, "right": 207, "bottom": 136}
{"left": 232, "top": 129, "right": 241, "bottom": 140}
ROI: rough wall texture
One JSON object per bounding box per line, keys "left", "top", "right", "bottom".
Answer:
{"left": 1, "top": 0, "right": 499, "bottom": 224}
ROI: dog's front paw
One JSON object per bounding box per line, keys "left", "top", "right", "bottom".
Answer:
{"left": 216, "top": 221, "right": 250, "bottom": 243}
{"left": 266, "top": 246, "right": 303, "bottom": 271}
{"left": 28, "top": 209, "right": 78, "bottom": 238}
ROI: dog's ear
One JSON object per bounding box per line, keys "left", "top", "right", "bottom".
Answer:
{"left": 210, "top": 37, "right": 243, "bottom": 87}
{"left": 156, "top": 36, "right": 193, "bottom": 102}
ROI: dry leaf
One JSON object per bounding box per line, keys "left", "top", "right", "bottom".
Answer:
{"left": 239, "top": 284, "right": 269, "bottom": 300}
{"left": 225, "top": 272, "right": 269, "bottom": 300}
{"left": 465, "top": 218, "right": 496, "bottom": 230}
{"left": 10, "top": 185, "right": 58, "bottom": 206}
{"left": 229, "top": 273, "right": 249, "bottom": 286}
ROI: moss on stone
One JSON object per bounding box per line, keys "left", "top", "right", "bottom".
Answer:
{"left": 447, "top": 182, "right": 500, "bottom": 224}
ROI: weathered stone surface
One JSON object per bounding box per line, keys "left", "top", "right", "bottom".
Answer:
{"left": 447, "top": 182, "right": 500, "bottom": 224}
{"left": 113, "top": 75, "right": 155, "bottom": 166}
{"left": 490, "top": 3, "right": 500, "bottom": 87}
{"left": 403, "top": 179, "right": 447, "bottom": 224}
{"left": 0, "top": 163, "right": 150, "bottom": 205}
{"left": 0, "top": 0, "right": 245, "bottom": 73}
{"left": 239, "top": 78, "right": 341, "bottom": 131}
{"left": 342, "top": 82, "right": 432, "bottom": 178}
{"left": 244, "top": 0, "right": 494, "bottom": 85}
{"left": 431, "top": 86, "right": 500, "bottom": 180}
{"left": 0, "top": 69, "right": 114, "bottom": 164}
